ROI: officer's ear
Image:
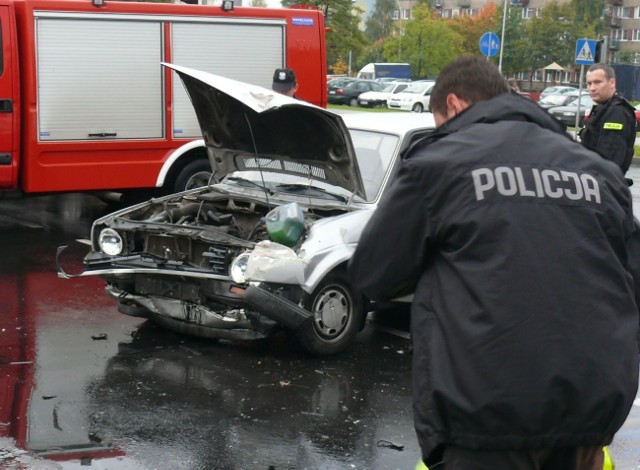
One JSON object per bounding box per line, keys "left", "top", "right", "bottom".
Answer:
{"left": 445, "top": 93, "right": 471, "bottom": 119}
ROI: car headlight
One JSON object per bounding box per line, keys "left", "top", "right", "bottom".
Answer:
{"left": 98, "top": 228, "right": 123, "bottom": 256}
{"left": 230, "top": 252, "right": 251, "bottom": 284}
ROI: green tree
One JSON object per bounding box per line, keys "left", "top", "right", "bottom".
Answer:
{"left": 525, "top": 1, "right": 575, "bottom": 77}
{"left": 319, "top": 0, "right": 368, "bottom": 74}
{"left": 358, "top": 40, "right": 388, "bottom": 69}
{"left": 385, "top": 5, "right": 461, "bottom": 78}
{"left": 571, "top": 0, "right": 605, "bottom": 30}
{"left": 365, "top": 0, "right": 396, "bottom": 41}
{"left": 615, "top": 50, "right": 637, "bottom": 64}
{"left": 449, "top": 2, "right": 498, "bottom": 56}
{"left": 497, "top": 3, "right": 529, "bottom": 75}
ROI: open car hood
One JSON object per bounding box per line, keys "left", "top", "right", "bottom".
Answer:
{"left": 164, "top": 63, "right": 365, "bottom": 199}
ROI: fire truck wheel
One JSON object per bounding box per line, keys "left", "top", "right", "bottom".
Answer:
{"left": 172, "top": 159, "right": 213, "bottom": 193}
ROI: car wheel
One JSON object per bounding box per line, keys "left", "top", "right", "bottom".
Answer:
{"left": 294, "top": 272, "right": 364, "bottom": 356}
{"left": 172, "top": 159, "right": 212, "bottom": 193}
{"left": 349, "top": 97, "right": 358, "bottom": 107}
{"left": 412, "top": 103, "right": 424, "bottom": 113}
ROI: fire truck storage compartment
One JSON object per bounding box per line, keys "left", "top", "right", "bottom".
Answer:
{"left": 36, "top": 14, "right": 163, "bottom": 141}
{"left": 171, "top": 19, "right": 285, "bottom": 138}
{"left": 35, "top": 13, "right": 286, "bottom": 142}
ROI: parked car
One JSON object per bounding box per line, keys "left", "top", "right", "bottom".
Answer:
{"left": 538, "top": 90, "right": 589, "bottom": 110}
{"left": 375, "top": 77, "right": 411, "bottom": 84}
{"left": 327, "top": 76, "right": 355, "bottom": 88}
{"left": 328, "top": 79, "right": 383, "bottom": 106}
{"left": 327, "top": 74, "right": 348, "bottom": 83}
{"left": 548, "top": 95, "right": 595, "bottom": 127}
{"left": 387, "top": 80, "right": 436, "bottom": 113}
{"left": 538, "top": 86, "right": 577, "bottom": 101}
{"left": 57, "top": 64, "right": 436, "bottom": 356}
{"left": 357, "top": 81, "right": 410, "bottom": 108}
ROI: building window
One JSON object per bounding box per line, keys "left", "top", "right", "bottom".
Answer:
{"left": 401, "top": 8, "right": 410, "bottom": 19}
{"left": 522, "top": 7, "right": 534, "bottom": 19}
{"left": 392, "top": 10, "right": 399, "bottom": 20}
{"left": 611, "top": 29, "right": 629, "bottom": 41}
{"left": 633, "top": 29, "right": 640, "bottom": 41}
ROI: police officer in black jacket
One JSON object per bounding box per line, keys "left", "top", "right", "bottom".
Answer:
{"left": 580, "top": 63, "right": 636, "bottom": 174}
{"left": 349, "top": 56, "right": 640, "bottom": 470}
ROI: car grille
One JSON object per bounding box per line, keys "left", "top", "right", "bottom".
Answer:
{"left": 202, "top": 243, "right": 230, "bottom": 274}
{"left": 145, "top": 235, "right": 233, "bottom": 276}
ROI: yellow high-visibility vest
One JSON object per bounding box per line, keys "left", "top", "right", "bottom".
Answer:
{"left": 415, "top": 446, "right": 614, "bottom": 470}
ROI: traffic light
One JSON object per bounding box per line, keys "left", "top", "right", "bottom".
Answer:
{"left": 594, "top": 39, "right": 604, "bottom": 63}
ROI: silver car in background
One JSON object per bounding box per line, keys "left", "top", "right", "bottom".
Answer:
{"left": 58, "top": 65, "right": 435, "bottom": 356}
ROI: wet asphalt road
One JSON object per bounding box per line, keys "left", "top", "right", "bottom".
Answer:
{"left": 0, "top": 193, "right": 418, "bottom": 469}
{"left": 1, "top": 169, "right": 640, "bottom": 468}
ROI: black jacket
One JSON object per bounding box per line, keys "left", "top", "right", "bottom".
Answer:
{"left": 580, "top": 94, "right": 636, "bottom": 173}
{"left": 349, "top": 92, "right": 640, "bottom": 464}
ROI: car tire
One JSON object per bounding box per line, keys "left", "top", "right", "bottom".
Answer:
{"left": 294, "top": 272, "right": 364, "bottom": 356}
{"left": 412, "top": 103, "right": 424, "bottom": 113}
{"left": 349, "top": 97, "right": 358, "bottom": 107}
{"left": 172, "top": 159, "right": 212, "bottom": 193}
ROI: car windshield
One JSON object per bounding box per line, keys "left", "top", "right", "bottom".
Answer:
{"left": 540, "top": 94, "right": 569, "bottom": 105}
{"left": 382, "top": 83, "right": 395, "bottom": 92}
{"left": 404, "top": 82, "right": 433, "bottom": 94}
{"left": 221, "top": 129, "right": 400, "bottom": 203}
{"left": 328, "top": 78, "right": 354, "bottom": 88}
{"left": 568, "top": 96, "right": 593, "bottom": 108}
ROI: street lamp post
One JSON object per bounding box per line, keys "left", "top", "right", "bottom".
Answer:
{"left": 498, "top": 0, "right": 508, "bottom": 72}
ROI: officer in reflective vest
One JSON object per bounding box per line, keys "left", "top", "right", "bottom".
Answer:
{"left": 580, "top": 63, "right": 636, "bottom": 175}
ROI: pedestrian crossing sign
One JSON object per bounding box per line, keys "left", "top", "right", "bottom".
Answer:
{"left": 575, "top": 39, "right": 596, "bottom": 65}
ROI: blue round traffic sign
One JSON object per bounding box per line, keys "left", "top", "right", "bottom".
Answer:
{"left": 479, "top": 32, "right": 500, "bottom": 57}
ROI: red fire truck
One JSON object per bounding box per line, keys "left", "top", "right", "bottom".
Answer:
{"left": 0, "top": 0, "right": 327, "bottom": 197}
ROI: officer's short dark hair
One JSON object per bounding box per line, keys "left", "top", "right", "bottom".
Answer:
{"left": 587, "top": 63, "right": 615, "bottom": 81}
{"left": 430, "top": 56, "right": 510, "bottom": 116}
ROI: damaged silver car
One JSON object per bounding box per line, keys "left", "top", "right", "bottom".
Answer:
{"left": 57, "top": 64, "right": 435, "bottom": 356}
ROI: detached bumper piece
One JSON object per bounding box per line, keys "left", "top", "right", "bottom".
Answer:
{"left": 243, "top": 283, "right": 312, "bottom": 330}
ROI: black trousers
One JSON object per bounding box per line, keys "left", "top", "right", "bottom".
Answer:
{"left": 427, "top": 445, "right": 605, "bottom": 470}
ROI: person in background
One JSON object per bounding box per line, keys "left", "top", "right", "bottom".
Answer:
{"left": 349, "top": 55, "right": 640, "bottom": 470}
{"left": 272, "top": 68, "right": 299, "bottom": 97}
{"left": 507, "top": 77, "right": 520, "bottom": 93}
{"left": 580, "top": 63, "right": 636, "bottom": 175}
